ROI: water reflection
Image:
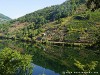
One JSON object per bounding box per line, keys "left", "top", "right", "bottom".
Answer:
{"left": 33, "top": 64, "right": 59, "bottom": 75}
{"left": 0, "top": 40, "right": 99, "bottom": 75}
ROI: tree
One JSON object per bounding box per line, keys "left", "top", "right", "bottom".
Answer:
{"left": 74, "top": 59, "right": 98, "bottom": 75}
{"left": 0, "top": 48, "right": 33, "bottom": 75}
{"left": 86, "top": 0, "right": 100, "bottom": 11}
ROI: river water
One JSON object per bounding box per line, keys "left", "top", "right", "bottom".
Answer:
{"left": 0, "top": 40, "right": 99, "bottom": 75}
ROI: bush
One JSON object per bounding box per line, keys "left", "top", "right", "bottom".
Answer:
{"left": 74, "top": 14, "right": 90, "bottom": 20}
{"left": 74, "top": 59, "right": 98, "bottom": 72}
{"left": 0, "top": 48, "right": 33, "bottom": 75}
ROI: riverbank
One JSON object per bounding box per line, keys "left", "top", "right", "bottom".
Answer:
{"left": 0, "top": 35, "right": 95, "bottom": 47}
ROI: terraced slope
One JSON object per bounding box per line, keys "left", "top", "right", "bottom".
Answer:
{"left": 35, "top": 10, "right": 100, "bottom": 44}
{"left": 0, "top": 0, "right": 100, "bottom": 46}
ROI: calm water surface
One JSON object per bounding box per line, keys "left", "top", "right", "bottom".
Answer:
{"left": 0, "top": 40, "right": 99, "bottom": 75}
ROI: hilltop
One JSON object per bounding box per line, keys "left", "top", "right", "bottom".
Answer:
{"left": 0, "top": 13, "right": 11, "bottom": 23}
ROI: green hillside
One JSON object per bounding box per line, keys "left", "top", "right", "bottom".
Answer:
{"left": 0, "top": 0, "right": 100, "bottom": 47}
{"left": 15, "top": 10, "right": 100, "bottom": 45}
{"left": 0, "top": 13, "right": 11, "bottom": 23}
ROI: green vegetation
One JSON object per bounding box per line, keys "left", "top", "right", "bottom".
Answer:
{"left": 0, "top": 13, "right": 11, "bottom": 23}
{"left": 1, "top": 40, "right": 99, "bottom": 75}
{"left": 74, "top": 59, "right": 98, "bottom": 72}
{"left": 0, "top": 48, "right": 33, "bottom": 75}
{"left": 17, "top": 0, "right": 85, "bottom": 23}
{"left": 0, "top": 0, "right": 99, "bottom": 47}
{"left": 86, "top": 0, "right": 100, "bottom": 11}
{"left": 0, "top": 0, "right": 87, "bottom": 40}
{"left": 0, "top": 0, "right": 99, "bottom": 75}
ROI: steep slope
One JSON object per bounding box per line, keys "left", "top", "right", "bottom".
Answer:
{"left": 17, "top": 0, "right": 86, "bottom": 23}
{"left": 0, "top": 13, "right": 11, "bottom": 23}
{"left": 26, "top": 10, "right": 100, "bottom": 45}
{"left": 0, "top": 0, "right": 100, "bottom": 46}
{"left": 3, "top": 0, "right": 86, "bottom": 37}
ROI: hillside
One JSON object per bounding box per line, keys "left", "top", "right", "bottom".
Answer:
{"left": 15, "top": 10, "right": 100, "bottom": 45}
{"left": 0, "top": 0, "right": 100, "bottom": 46}
{"left": 0, "top": 13, "right": 11, "bottom": 23}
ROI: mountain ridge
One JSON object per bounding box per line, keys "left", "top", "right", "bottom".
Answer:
{"left": 0, "top": 13, "right": 11, "bottom": 23}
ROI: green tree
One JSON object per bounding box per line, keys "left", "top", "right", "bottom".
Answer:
{"left": 86, "top": 0, "right": 100, "bottom": 11}
{"left": 0, "top": 48, "right": 33, "bottom": 75}
{"left": 74, "top": 59, "right": 98, "bottom": 75}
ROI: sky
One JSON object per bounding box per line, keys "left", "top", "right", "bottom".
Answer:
{"left": 0, "top": 0, "right": 66, "bottom": 19}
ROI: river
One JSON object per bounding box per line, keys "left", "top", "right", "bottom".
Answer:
{"left": 0, "top": 40, "right": 99, "bottom": 75}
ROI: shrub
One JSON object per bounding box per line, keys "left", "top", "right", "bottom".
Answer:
{"left": 0, "top": 48, "right": 33, "bottom": 75}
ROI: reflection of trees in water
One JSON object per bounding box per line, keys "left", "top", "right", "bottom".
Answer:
{"left": 0, "top": 48, "right": 33, "bottom": 75}
{"left": 24, "top": 44, "right": 99, "bottom": 74}
{"left": 0, "top": 40, "right": 99, "bottom": 75}
{"left": 74, "top": 59, "right": 98, "bottom": 75}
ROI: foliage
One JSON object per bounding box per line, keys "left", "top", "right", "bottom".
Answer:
{"left": 17, "top": 0, "right": 85, "bottom": 23}
{"left": 0, "top": 13, "right": 11, "bottom": 23}
{"left": 0, "top": 13, "right": 11, "bottom": 20}
{"left": 0, "top": 0, "right": 87, "bottom": 40}
{"left": 74, "top": 59, "right": 98, "bottom": 72}
{"left": 0, "top": 0, "right": 100, "bottom": 46}
{"left": 0, "top": 48, "right": 33, "bottom": 75}
{"left": 12, "top": 10, "right": 100, "bottom": 44}
{"left": 86, "top": 0, "right": 100, "bottom": 11}
{"left": 0, "top": 40, "right": 100, "bottom": 75}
